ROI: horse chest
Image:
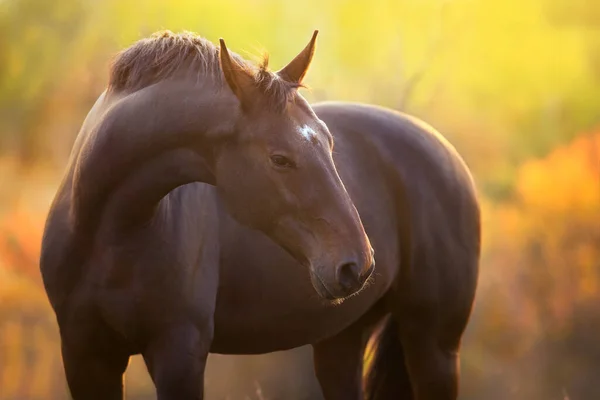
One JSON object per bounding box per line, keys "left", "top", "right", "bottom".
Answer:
{"left": 210, "top": 237, "right": 393, "bottom": 354}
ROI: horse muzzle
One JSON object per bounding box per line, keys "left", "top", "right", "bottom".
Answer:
{"left": 309, "top": 248, "right": 375, "bottom": 301}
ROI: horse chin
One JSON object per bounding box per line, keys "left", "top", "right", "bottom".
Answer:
{"left": 329, "top": 297, "right": 348, "bottom": 306}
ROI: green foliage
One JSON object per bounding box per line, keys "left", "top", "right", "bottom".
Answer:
{"left": 0, "top": 0, "right": 89, "bottom": 159}
{"left": 0, "top": 0, "right": 598, "bottom": 185}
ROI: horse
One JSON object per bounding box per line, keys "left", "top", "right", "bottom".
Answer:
{"left": 40, "top": 29, "right": 480, "bottom": 400}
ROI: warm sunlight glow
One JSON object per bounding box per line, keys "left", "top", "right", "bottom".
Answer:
{"left": 1, "top": 0, "right": 599, "bottom": 398}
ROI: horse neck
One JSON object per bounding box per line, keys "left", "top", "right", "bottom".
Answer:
{"left": 70, "top": 79, "right": 237, "bottom": 243}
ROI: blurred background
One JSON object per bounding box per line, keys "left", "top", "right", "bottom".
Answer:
{"left": 1, "top": 0, "right": 599, "bottom": 398}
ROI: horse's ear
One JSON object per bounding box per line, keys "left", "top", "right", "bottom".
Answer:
{"left": 277, "top": 30, "right": 318, "bottom": 84}
{"left": 219, "top": 38, "right": 256, "bottom": 110}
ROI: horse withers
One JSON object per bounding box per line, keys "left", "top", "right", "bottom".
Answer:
{"left": 40, "top": 30, "right": 480, "bottom": 400}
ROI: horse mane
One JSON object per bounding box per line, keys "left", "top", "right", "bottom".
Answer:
{"left": 107, "top": 30, "right": 301, "bottom": 111}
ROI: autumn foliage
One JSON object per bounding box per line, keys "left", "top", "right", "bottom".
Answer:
{"left": 462, "top": 131, "right": 600, "bottom": 399}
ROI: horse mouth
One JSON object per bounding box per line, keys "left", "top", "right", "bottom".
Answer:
{"left": 310, "top": 270, "right": 343, "bottom": 301}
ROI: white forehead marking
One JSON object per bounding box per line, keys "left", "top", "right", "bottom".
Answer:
{"left": 298, "top": 124, "right": 317, "bottom": 141}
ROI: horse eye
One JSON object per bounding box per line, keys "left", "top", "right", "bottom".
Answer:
{"left": 270, "top": 154, "right": 296, "bottom": 169}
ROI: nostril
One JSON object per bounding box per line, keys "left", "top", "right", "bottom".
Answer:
{"left": 337, "top": 262, "right": 361, "bottom": 291}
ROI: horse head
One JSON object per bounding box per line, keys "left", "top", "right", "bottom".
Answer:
{"left": 215, "top": 32, "right": 374, "bottom": 301}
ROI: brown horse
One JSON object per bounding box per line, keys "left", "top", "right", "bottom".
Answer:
{"left": 40, "top": 30, "right": 480, "bottom": 400}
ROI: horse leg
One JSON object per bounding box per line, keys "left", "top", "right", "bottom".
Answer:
{"left": 312, "top": 305, "right": 383, "bottom": 400}
{"left": 142, "top": 323, "right": 212, "bottom": 400}
{"left": 363, "top": 304, "right": 461, "bottom": 400}
{"left": 313, "top": 325, "right": 365, "bottom": 400}
{"left": 362, "top": 314, "right": 413, "bottom": 400}
{"left": 397, "top": 329, "right": 460, "bottom": 400}
{"left": 393, "top": 267, "right": 477, "bottom": 399}
{"left": 60, "top": 316, "right": 131, "bottom": 400}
